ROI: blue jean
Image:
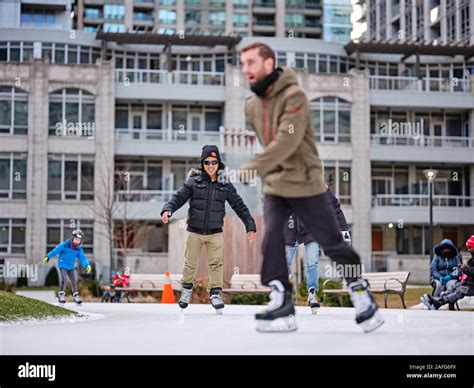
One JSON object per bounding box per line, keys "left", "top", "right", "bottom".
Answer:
{"left": 286, "top": 241, "right": 320, "bottom": 291}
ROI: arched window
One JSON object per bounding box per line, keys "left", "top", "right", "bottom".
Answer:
{"left": 48, "top": 88, "right": 95, "bottom": 137}
{"left": 310, "top": 96, "right": 351, "bottom": 143}
{"left": 0, "top": 86, "right": 28, "bottom": 135}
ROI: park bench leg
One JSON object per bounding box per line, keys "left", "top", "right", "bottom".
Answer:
{"left": 384, "top": 292, "right": 388, "bottom": 308}
{"left": 400, "top": 293, "right": 407, "bottom": 309}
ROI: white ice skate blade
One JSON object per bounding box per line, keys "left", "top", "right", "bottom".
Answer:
{"left": 359, "top": 311, "right": 384, "bottom": 333}
{"left": 256, "top": 316, "right": 297, "bottom": 333}
{"left": 215, "top": 308, "right": 223, "bottom": 315}
{"left": 310, "top": 307, "right": 319, "bottom": 315}
{"left": 420, "top": 296, "right": 436, "bottom": 310}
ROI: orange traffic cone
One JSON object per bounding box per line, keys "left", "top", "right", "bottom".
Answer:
{"left": 161, "top": 271, "right": 175, "bottom": 303}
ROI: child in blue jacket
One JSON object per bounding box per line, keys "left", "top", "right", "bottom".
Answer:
{"left": 43, "top": 229, "right": 92, "bottom": 305}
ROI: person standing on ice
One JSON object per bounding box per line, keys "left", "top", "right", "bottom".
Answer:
{"left": 161, "top": 145, "right": 257, "bottom": 314}
{"left": 285, "top": 185, "right": 351, "bottom": 315}
{"left": 43, "top": 229, "right": 92, "bottom": 306}
{"left": 238, "top": 42, "right": 384, "bottom": 333}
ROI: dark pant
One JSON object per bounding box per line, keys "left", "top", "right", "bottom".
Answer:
{"left": 59, "top": 268, "right": 78, "bottom": 293}
{"left": 442, "top": 284, "right": 474, "bottom": 304}
{"left": 262, "top": 193, "right": 361, "bottom": 290}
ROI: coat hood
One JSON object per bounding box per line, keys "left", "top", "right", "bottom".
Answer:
{"left": 434, "top": 239, "right": 459, "bottom": 258}
{"left": 266, "top": 67, "right": 299, "bottom": 99}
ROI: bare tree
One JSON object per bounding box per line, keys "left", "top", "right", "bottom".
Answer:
{"left": 85, "top": 144, "right": 150, "bottom": 278}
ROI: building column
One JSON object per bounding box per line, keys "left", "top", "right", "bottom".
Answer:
{"left": 275, "top": 0, "right": 285, "bottom": 37}
{"left": 349, "top": 68, "right": 372, "bottom": 269}
{"left": 93, "top": 59, "right": 115, "bottom": 281}
{"left": 27, "top": 59, "right": 49, "bottom": 284}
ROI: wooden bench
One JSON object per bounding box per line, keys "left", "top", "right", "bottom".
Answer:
{"left": 222, "top": 274, "right": 270, "bottom": 295}
{"left": 115, "top": 273, "right": 182, "bottom": 292}
{"left": 322, "top": 271, "right": 411, "bottom": 309}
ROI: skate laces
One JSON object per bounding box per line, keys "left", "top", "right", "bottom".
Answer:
{"left": 180, "top": 287, "right": 192, "bottom": 302}
{"left": 267, "top": 287, "right": 284, "bottom": 312}
{"left": 349, "top": 280, "right": 372, "bottom": 313}
{"left": 307, "top": 288, "right": 318, "bottom": 303}
{"left": 211, "top": 293, "right": 223, "bottom": 304}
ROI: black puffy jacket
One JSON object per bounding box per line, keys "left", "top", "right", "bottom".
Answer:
{"left": 161, "top": 169, "right": 257, "bottom": 235}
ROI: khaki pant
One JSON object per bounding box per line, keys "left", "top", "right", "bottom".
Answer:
{"left": 182, "top": 231, "right": 224, "bottom": 289}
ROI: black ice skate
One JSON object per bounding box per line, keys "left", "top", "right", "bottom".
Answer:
{"left": 179, "top": 283, "right": 193, "bottom": 310}
{"left": 348, "top": 279, "right": 384, "bottom": 333}
{"left": 307, "top": 287, "right": 320, "bottom": 315}
{"left": 420, "top": 294, "right": 443, "bottom": 310}
{"left": 73, "top": 292, "right": 82, "bottom": 306}
{"left": 255, "top": 280, "right": 297, "bottom": 333}
{"left": 58, "top": 291, "right": 66, "bottom": 306}
{"left": 210, "top": 288, "right": 224, "bottom": 315}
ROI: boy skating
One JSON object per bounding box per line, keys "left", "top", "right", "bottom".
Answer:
{"left": 43, "top": 229, "right": 92, "bottom": 306}
{"left": 239, "top": 42, "right": 383, "bottom": 333}
{"left": 161, "top": 145, "right": 256, "bottom": 314}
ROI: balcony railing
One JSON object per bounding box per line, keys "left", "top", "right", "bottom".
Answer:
{"left": 254, "top": 1, "right": 276, "bottom": 7}
{"left": 115, "top": 190, "right": 175, "bottom": 202}
{"left": 115, "top": 69, "right": 225, "bottom": 86}
{"left": 115, "top": 128, "right": 221, "bottom": 142}
{"left": 372, "top": 194, "right": 473, "bottom": 207}
{"left": 369, "top": 75, "right": 471, "bottom": 93}
{"left": 371, "top": 134, "right": 474, "bottom": 148}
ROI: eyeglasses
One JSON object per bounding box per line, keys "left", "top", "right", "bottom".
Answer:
{"left": 203, "top": 160, "right": 219, "bottom": 166}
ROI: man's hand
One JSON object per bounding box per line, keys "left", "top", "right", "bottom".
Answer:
{"left": 42, "top": 256, "right": 49, "bottom": 264}
{"left": 161, "top": 211, "right": 172, "bottom": 224}
{"left": 86, "top": 265, "right": 92, "bottom": 274}
{"left": 247, "top": 231, "right": 256, "bottom": 244}
{"left": 461, "top": 263, "right": 467, "bottom": 270}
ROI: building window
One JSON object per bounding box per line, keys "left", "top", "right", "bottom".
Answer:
{"left": 209, "top": 11, "right": 226, "bottom": 26}
{"left": 311, "top": 97, "right": 351, "bottom": 143}
{"left": 322, "top": 161, "right": 351, "bottom": 205}
{"left": 285, "top": 13, "right": 304, "bottom": 28}
{"left": 0, "top": 41, "right": 34, "bottom": 63}
{"left": 104, "top": 23, "right": 126, "bottom": 33}
{"left": 0, "top": 153, "right": 27, "bottom": 200}
{"left": 233, "top": 0, "right": 248, "bottom": 8}
{"left": 104, "top": 4, "right": 125, "bottom": 20}
{"left": 48, "top": 154, "right": 94, "bottom": 201}
{"left": 233, "top": 13, "right": 249, "bottom": 28}
{"left": 0, "top": 219, "right": 26, "bottom": 254}
{"left": 185, "top": 10, "right": 201, "bottom": 24}
{"left": 0, "top": 86, "right": 28, "bottom": 135}
{"left": 21, "top": 9, "right": 56, "bottom": 28}
{"left": 47, "top": 219, "right": 94, "bottom": 254}
{"left": 160, "top": 0, "right": 176, "bottom": 5}
{"left": 115, "top": 159, "right": 163, "bottom": 192}
{"left": 158, "top": 9, "right": 176, "bottom": 24}
{"left": 48, "top": 88, "right": 95, "bottom": 137}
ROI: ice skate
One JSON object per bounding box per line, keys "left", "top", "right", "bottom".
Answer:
{"left": 58, "top": 291, "right": 66, "bottom": 307}
{"left": 307, "top": 287, "right": 320, "bottom": 315}
{"left": 348, "top": 279, "right": 384, "bottom": 333}
{"left": 420, "top": 294, "right": 442, "bottom": 310}
{"left": 256, "top": 280, "right": 297, "bottom": 333}
{"left": 73, "top": 292, "right": 82, "bottom": 306}
{"left": 210, "top": 288, "right": 224, "bottom": 315}
{"left": 179, "top": 283, "right": 193, "bottom": 311}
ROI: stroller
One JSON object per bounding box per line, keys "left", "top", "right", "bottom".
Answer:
{"left": 101, "top": 269, "right": 134, "bottom": 303}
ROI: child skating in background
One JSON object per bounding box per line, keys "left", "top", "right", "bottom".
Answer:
{"left": 43, "top": 229, "right": 92, "bottom": 306}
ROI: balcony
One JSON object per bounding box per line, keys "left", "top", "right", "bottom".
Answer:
{"left": 113, "top": 191, "right": 188, "bottom": 220}
{"left": 371, "top": 135, "right": 474, "bottom": 163}
{"left": 371, "top": 194, "right": 474, "bottom": 224}
{"left": 115, "top": 69, "right": 225, "bottom": 102}
{"left": 253, "top": 1, "right": 276, "bottom": 14}
{"left": 369, "top": 76, "right": 471, "bottom": 93}
{"left": 115, "top": 128, "right": 221, "bottom": 157}
{"left": 371, "top": 134, "right": 473, "bottom": 148}
{"left": 369, "top": 76, "right": 473, "bottom": 109}
{"left": 372, "top": 194, "right": 472, "bottom": 207}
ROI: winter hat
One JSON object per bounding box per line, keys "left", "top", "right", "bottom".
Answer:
{"left": 201, "top": 145, "right": 221, "bottom": 163}
{"left": 466, "top": 235, "right": 474, "bottom": 248}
